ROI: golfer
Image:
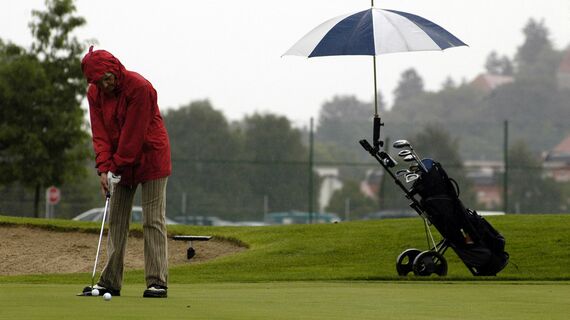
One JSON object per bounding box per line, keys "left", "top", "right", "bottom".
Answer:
{"left": 80, "top": 46, "right": 171, "bottom": 298}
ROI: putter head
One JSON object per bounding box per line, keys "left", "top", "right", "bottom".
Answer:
{"left": 393, "top": 139, "right": 411, "bottom": 149}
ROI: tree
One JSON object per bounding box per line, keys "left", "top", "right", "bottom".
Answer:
{"left": 485, "top": 51, "right": 514, "bottom": 76}
{"left": 163, "top": 100, "right": 248, "bottom": 220}
{"left": 507, "top": 141, "right": 563, "bottom": 213}
{"left": 316, "top": 95, "right": 384, "bottom": 179}
{"left": 441, "top": 76, "right": 457, "bottom": 90}
{"left": 516, "top": 19, "right": 552, "bottom": 67}
{"left": 325, "top": 180, "right": 377, "bottom": 219}
{"left": 317, "top": 95, "right": 376, "bottom": 148}
{"left": 242, "top": 113, "right": 317, "bottom": 215}
{"left": 393, "top": 68, "right": 424, "bottom": 107}
{"left": 515, "top": 19, "right": 561, "bottom": 84}
{"left": 0, "top": 0, "right": 89, "bottom": 217}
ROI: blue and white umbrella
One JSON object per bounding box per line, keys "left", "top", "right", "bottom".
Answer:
{"left": 284, "top": 7, "right": 467, "bottom": 115}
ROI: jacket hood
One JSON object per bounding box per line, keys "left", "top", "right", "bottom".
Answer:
{"left": 81, "top": 46, "right": 126, "bottom": 85}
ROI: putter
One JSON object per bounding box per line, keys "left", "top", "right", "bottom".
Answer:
{"left": 79, "top": 173, "right": 120, "bottom": 296}
{"left": 91, "top": 191, "right": 111, "bottom": 290}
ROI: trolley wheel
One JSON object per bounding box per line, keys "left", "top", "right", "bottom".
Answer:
{"left": 396, "top": 248, "right": 422, "bottom": 276}
{"left": 412, "top": 251, "right": 448, "bottom": 276}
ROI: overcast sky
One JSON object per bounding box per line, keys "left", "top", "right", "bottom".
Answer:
{"left": 1, "top": 1, "right": 570, "bottom": 126}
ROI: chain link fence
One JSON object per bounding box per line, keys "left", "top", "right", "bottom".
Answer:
{"left": 2, "top": 121, "right": 569, "bottom": 222}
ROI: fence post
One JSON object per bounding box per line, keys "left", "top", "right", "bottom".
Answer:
{"left": 503, "top": 120, "right": 509, "bottom": 214}
{"left": 308, "top": 117, "right": 314, "bottom": 223}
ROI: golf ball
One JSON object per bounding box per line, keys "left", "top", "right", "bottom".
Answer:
{"left": 91, "top": 288, "right": 100, "bottom": 296}
{"left": 103, "top": 292, "right": 112, "bottom": 301}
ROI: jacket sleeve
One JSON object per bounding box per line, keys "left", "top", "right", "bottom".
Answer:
{"left": 87, "top": 86, "right": 113, "bottom": 174}
{"left": 110, "top": 84, "right": 154, "bottom": 173}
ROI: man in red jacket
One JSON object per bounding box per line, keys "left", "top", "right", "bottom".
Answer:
{"left": 80, "top": 46, "right": 171, "bottom": 298}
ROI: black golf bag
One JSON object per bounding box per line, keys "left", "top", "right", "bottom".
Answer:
{"left": 409, "top": 159, "right": 509, "bottom": 276}
{"left": 359, "top": 138, "right": 509, "bottom": 276}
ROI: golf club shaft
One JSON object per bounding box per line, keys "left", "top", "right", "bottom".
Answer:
{"left": 411, "top": 150, "right": 428, "bottom": 172}
{"left": 91, "top": 195, "right": 110, "bottom": 288}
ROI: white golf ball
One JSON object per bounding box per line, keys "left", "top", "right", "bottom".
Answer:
{"left": 91, "top": 288, "right": 100, "bottom": 296}
{"left": 103, "top": 292, "right": 112, "bottom": 301}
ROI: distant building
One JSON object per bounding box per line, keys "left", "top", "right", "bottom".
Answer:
{"left": 360, "top": 169, "right": 383, "bottom": 200}
{"left": 315, "top": 167, "right": 343, "bottom": 212}
{"left": 557, "top": 47, "right": 570, "bottom": 90}
{"left": 543, "top": 134, "right": 570, "bottom": 182}
{"left": 470, "top": 73, "right": 514, "bottom": 93}
{"left": 465, "top": 161, "right": 504, "bottom": 209}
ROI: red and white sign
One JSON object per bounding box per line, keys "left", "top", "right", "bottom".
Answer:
{"left": 46, "top": 186, "right": 61, "bottom": 205}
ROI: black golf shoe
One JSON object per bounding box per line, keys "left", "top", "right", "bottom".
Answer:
{"left": 143, "top": 284, "right": 168, "bottom": 298}
{"left": 78, "top": 284, "right": 121, "bottom": 296}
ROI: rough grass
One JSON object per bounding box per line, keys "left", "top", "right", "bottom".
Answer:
{"left": 0, "top": 214, "right": 569, "bottom": 284}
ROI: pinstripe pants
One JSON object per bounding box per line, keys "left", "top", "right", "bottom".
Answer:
{"left": 99, "top": 177, "right": 169, "bottom": 290}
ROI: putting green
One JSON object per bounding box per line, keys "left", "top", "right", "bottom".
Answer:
{"left": 1, "top": 282, "right": 568, "bottom": 319}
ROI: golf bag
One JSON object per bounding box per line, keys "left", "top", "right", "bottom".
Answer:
{"left": 410, "top": 159, "right": 509, "bottom": 276}
{"left": 359, "top": 138, "right": 509, "bottom": 276}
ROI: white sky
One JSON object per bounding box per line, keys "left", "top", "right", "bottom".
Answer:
{"left": 1, "top": 1, "right": 570, "bottom": 126}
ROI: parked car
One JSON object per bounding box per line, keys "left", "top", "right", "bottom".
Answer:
{"left": 171, "top": 215, "right": 237, "bottom": 226}
{"left": 72, "top": 206, "right": 179, "bottom": 225}
{"left": 265, "top": 211, "right": 341, "bottom": 225}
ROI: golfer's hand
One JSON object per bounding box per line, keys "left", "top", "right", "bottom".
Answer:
{"left": 99, "top": 172, "right": 109, "bottom": 197}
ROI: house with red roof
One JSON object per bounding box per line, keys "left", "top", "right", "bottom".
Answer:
{"left": 470, "top": 73, "right": 514, "bottom": 93}
{"left": 544, "top": 135, "right": 570, "bottom": 182}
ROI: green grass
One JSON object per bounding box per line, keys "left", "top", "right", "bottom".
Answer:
{"left": 1, "top": 214, "right": 569, "bottom": 283}
{"left": 1, "top": 214, "right": 569, "bottom": 319}
{"left": 1, "top": 282, "right": 568, "bottom": 320}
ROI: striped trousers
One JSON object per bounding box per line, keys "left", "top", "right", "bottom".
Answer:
{"left": 99, "top": 177, "right": 169, "bottom": 291}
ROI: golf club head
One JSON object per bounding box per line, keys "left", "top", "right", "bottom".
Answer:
{"left": 408, "top": 165, "right": 420, "bottom": 172}
{"left": 396, "top": 169, "right": 410, "bottom": 177}
{"left": 403, "top": 155, "right": 415, "bottom": 162}
{"left": 393, "top": 139, "right": 411, "bottom": 149}
{"left": 405, "top": 173, "right": 420, "bottom": 183}
{"left": 398, "top": 150, "right": 412, "bottom": 157}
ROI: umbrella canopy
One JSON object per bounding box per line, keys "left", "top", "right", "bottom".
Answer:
{"left": 283, "top": 7, "right": 467, "bottom": 147}
{"left": 284, "top": 8, "right": 467, "bottom": 57}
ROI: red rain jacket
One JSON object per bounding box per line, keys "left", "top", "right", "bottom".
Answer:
{"left": 81, "top": 47, "right": 171, "bottom": 186}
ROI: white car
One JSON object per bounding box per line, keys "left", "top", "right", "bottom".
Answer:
{"left": 72, "top": 206, "right": 179, "bottom": 225}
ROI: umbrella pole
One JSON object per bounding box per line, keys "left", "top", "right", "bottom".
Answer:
{"left": 372, "top": 55, "right": 384, "bottom": 150}
{"left": 371, "top": 0, "right": 383, "bottom": 149}
{"left": 373, "top": 56, "right": 378, "bottom": 116}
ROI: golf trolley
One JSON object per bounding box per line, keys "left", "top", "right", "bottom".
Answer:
{"left": 359, "top": 117, "right": 509, "bottom": 277}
